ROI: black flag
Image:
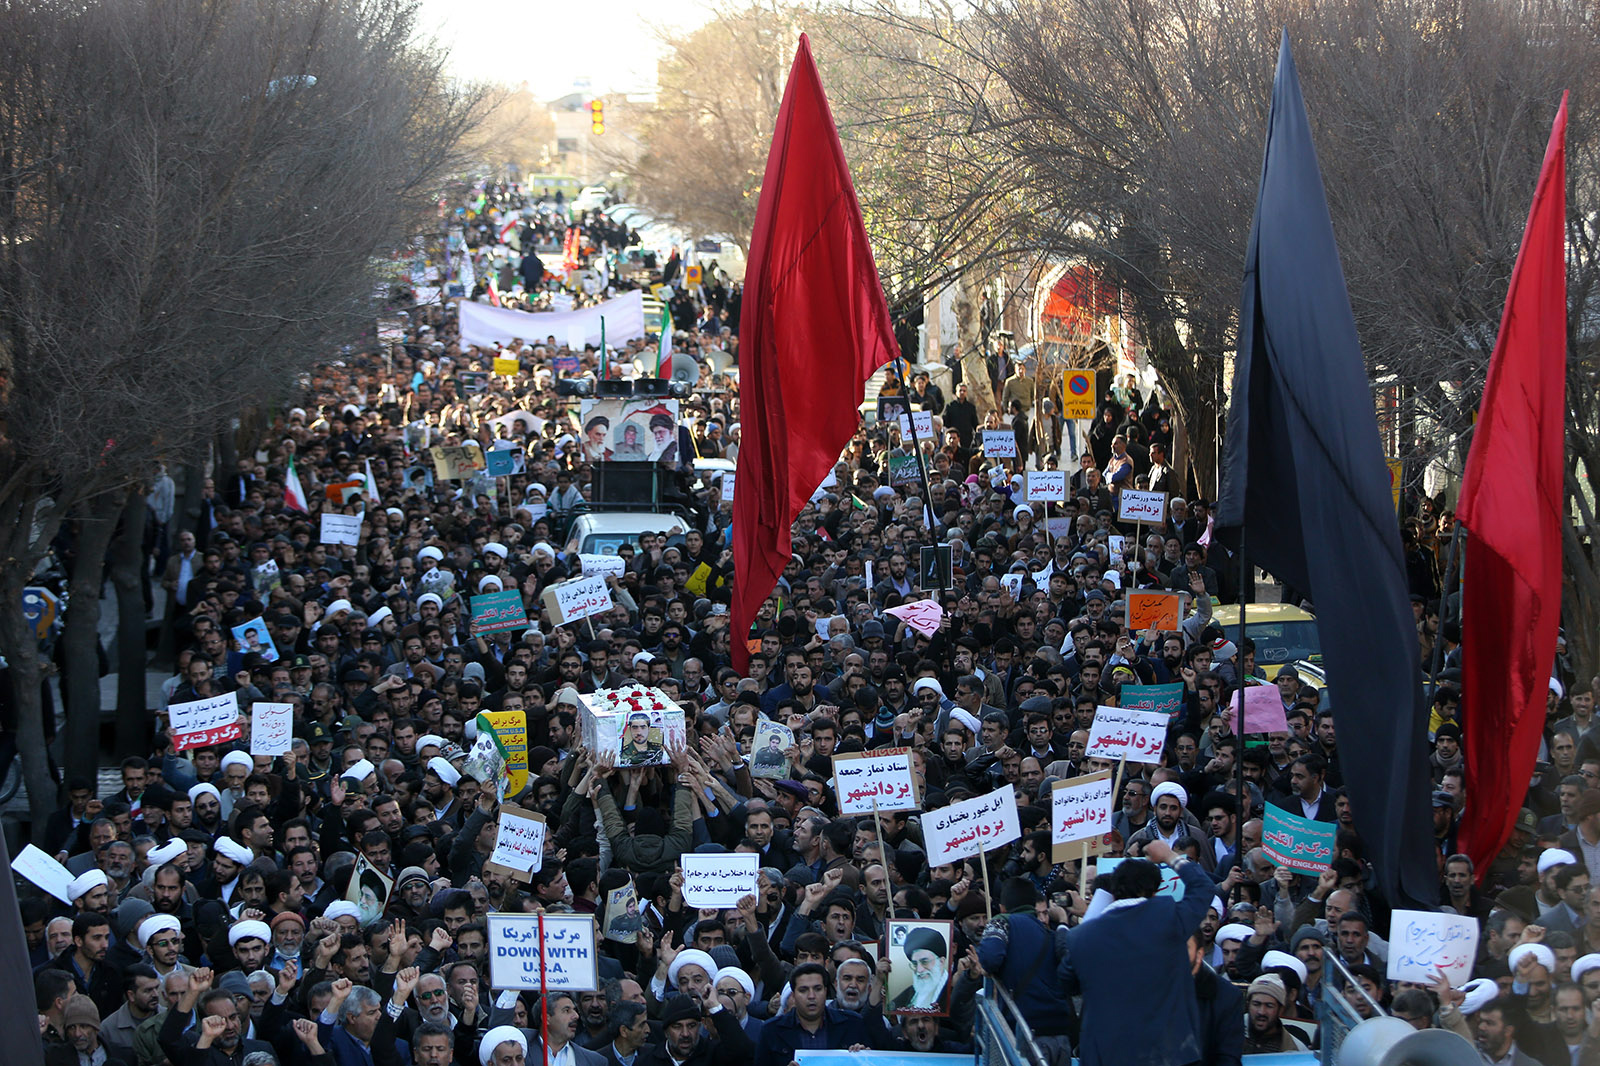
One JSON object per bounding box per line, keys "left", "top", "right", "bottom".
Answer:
{"left": 1215, "top": 32, "right": 1434, "bottom": 907}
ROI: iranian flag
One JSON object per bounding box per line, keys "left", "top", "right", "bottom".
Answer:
{"left": 656, "top": 303, "right": 672, "bottom": 376}
{"left": 284, "top": 455, "right": 309, "bottom": 513}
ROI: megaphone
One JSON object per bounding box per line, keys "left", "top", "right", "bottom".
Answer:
{"left": 665, "top": 352, "right": 701, "bottom": 383}
{"left": 1339, "top": 1016, "right": 1479, "bottom": 1066}
{"left": 703, "top": 348, "right": 734, "bottom": 376}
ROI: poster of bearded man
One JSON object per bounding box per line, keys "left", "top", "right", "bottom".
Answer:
{"left": 885, "top": 920, "right": 954, "bottom": 1015}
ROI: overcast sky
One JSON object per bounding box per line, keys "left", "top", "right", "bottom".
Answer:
{"left": 418, "top": 0, "right": 715, "bottom": 99}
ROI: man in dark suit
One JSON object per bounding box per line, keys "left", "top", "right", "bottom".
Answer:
{"left": 1267, "top": 754, "right": 1338, "bottom": 823}
{"left": 1057, "top": 840, "right": 1214, "bottom": 1066}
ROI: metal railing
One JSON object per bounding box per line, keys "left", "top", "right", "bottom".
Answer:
{"left": 974, "top": 978, "right": 1047, "bottom": 1066}
{"left": 1318, "top": 953, "right": 1388, "bottom": 1064}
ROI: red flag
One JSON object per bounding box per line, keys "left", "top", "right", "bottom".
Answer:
{"left": 731, "top": 34, "right": 898, "bottom": 671}
{"left": 1458, "top": 94, "right": 1568, "bottom": 880}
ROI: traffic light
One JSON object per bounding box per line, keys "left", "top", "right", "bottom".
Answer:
{"left": 590, "top": 99, "right": 604, "bottom": 135}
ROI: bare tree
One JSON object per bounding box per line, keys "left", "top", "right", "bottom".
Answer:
{"left": 0, "top": 0, "right": 484, "bottom": 837}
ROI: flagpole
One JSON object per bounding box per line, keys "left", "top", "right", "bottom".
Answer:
{"left": 1235, "top": 530, "right": 1249, "bottom": 866}
{"left": 1427, "top": 525, "right": 1463, "bottom": 699}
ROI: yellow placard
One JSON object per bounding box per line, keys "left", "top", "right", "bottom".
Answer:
{"left": 1062, "top": 369, "right": 1096, "bottom": 419}
{"left": 494, "top": 356, "right": 520, "bottom": 377}
{"left": 483, "top": 709, "right": 529, "bottom": 797}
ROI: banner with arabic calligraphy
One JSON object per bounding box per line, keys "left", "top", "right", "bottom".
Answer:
{"left": 1083, "top": 706, "right": 1168, "bottom": 764}
{"left": 1261, "top": 802, "right": 1336, "bottom": 873}
{"left": 924, "top": 788, "right": 1021, "bottom": 866}
{"left": 484, "top": 803, "right": 547, "bottom": 882}
{"left": 1050, "top": 770, "right": 1115, "bottom": 861}
{"left": 471, "top": 589, "right": 530, "bottom": 635}
{"left": 487, "top": 913, "right": 597, "bottom": 991}
{"left": 1386, "top": 910, "right": 1479, "bottom": 986}
{"left": 169, "top": 692, "right": 242, "bottom": 752}
{"left": 681, "top": 853, "right": 759, "bottom": 907}
{"left": 1120, "top": 683, "right": 1185, "bottom": 722}
{"left": 832, "top": 748, "right": 919, "bottom": 814}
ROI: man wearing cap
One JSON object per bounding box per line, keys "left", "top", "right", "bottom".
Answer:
{"left": 1242, "top": 974, "right": 1307, "bottom": 1054}
{"left": 50, "top": 995, "right": 134, "bottom": 1066}
{"left": 640, "top": 988, "right": 752, "bottom": 1066}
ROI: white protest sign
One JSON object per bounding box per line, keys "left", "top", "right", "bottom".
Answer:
{"left": 250, "top": 702, "right": 294, "bottom": 756}
{"left": 680, "top": 852, "right": 760, "bottom": 908}
{"left": 487, "top": 805, "right": 548, "bottom": 878}
{"left": 15, "top": 844, "right": 74, "bottom": 903}
{"left": 579, "top": 554, "right": 626, "bottom": 579}
{"left": 168, "top": 692, "right": 242, "bottom": 751}
{"left": 718, "top": 472, "right": 735, "bottom": 503}
{"left": 1107, "top": 535, "right": 1127, "bottom": 557}
{"left": 1084, "top": 705, "right": 1169, "bottom": 764}
{"left": 832, "top": 748, "right": 919, "bottom": 814}
{"left": 538, "top": 574, "right": 613, "bottom": 625}
{"left": 1386, "top": 911, "right": 1479, "bottom": 987}
{"left": 1045, "top": 517, "right": 1073, "bottom": 538}
{"left": 319, "top": 513, "right": 362, "bottom": 546}
{"left": 1051, "top": 772, "right": 1114, "bottom": 846}
{"left": 1117, "top": 490, "right": 1167, "bottom": 524}
{"left": 1026, "top": 471, "right": 1066, "bottom": 502}
{"left": 999, "top": 573, "right": 1024, "bottom": 600}
{"left": 488, "top": 913, "right": 597, "bottom": 991}
{"left": 924, "top": 788, "right": 1021, "bottom": 866}
{"left": 897, "top": 411, "right": 935, "bottom": 441}
{"left": 981, "top": 429, "right": 1018, "bottom": 457}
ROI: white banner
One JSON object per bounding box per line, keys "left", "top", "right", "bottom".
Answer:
{"left": 319, "top": 513, "right": 362, "bottom": 546}
{"left": 1387, "top": 911, "right": 1479, "bottom": 987}
{"left": 250, "top": 702, "right": 294, "bottom": 756}
{"left": 461, "top": 290, "right": 646, "bottom": 350}
{"left": 1117, "top": 490, "right": 1167, "bottom": 524}
{"left": 1084, "top": 706, "right": 1169, "bottom": 764}
{"left": 489, "top": 807, "right": 548, "bottom": 875}
{"left": 833, "top": 749, "right": 919, "bottom": 814}
{"left": 579, "top": 554, "right": 626, "bottom": 579}
{"left": 488, "top": 914, "right": 597, "bottom": 991}
{"left": 1051, "top": 772, "right": 1115, "bottom": 847}
{"left": 680, "top": 853, "right": 760, "bottom": 908}
{"left": 1026, "top": 471, "right": 1066, "bottom": 502}
{"left": 981, "top": 430, "right": 1017, "bottom": 457}
{"left": 924, "top": 788, "right": 1021, "bottom": 866}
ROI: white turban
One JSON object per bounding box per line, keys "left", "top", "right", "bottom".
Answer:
{"left": 1459, "top": 978, "right": 1499, "bottom": 1016}
{"left": 715, "top": 966, "right": 756, "bottom": 999}
{"left": 949, "top": 708, "right": 981, "bottom": 736}
{"left": 667, "top": 948, "right": 717, "bottom": 990}
{"left": 478, "top": 575, "right": 503, "bottom": 593}
{"left": 188, "top": 783, "right": 221, "bottom": 805}
{"left": 324, "top": 901, "right": 362, "bottom": 922}
{"left": 325, "top": 599, "right": 353, "bottom": 618}
{"left": 479, "top": 1026, "right": 527, "bottom": 1066}
{"left": 221, "top": 751, "right": 253, "bottom": 773}
{"left": 68, "top": 869, "right": 108, "bottom": 901}
{"left": 912, "top": 678, "right": 945, "bottom": 699}
{"left": 427, "top": 756, "right": 461, "bottom": 787}
{"left": 1150, "top": 782, "right": 1189, "bottom": 809}
{"left": 1508, "top": 943, "right": 1556, "bottom": 975}
{"left": 341, "top": 759, "right": 376, "bottom": 783}
{"left": 147, "top": 839, "right": 185, "bottom": 866}
{"left": 138, "top": 914, "right": 182, "bottom": 947}
{"left": 1573, "top": 955, "right": 1600, "bottom": 983}
{"left": 228, "top": 920, "right": 272, "bottom": 947}
{"left": 483, "top": 542, "right": 508, "bottom": 558}
{"left": 632, "top": 652, "right": 654, "bottom": 666}
{"left": 418, "top": 593, "right": 444, "bottom": 609}
{"left": 214, "top": 837, "right": 252, "bottom": 865}
{"left": 418, "top": 546, "right": 444, "bottom": 563}
{"left": 417, "top": 734, "right": 446, "bottom": 753}
{"left": 1209, "top": 896, "right": 1226, "bottom": 918}
{"left": 368, "top": 607, "right": 393, "bottom": 627}
{"left": 1216, "top": 923, "right": 1254, "bottom": 946}
{"left": 1538, "top": 848, "right": 1579, "bottom": 875}
{"left": 1261, "top": 949, "right": 1307, "bottom": 985}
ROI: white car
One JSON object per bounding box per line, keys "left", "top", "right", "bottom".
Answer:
{"left": 565, "top": 511, "right": 686, "bottom": 555}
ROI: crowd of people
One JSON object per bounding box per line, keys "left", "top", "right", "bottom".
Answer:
{"left": 19, "top": 180, "right": 1599, "bottom": 1066}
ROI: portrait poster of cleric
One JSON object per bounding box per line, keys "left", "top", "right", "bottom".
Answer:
{"left": 885, "top": 919, "right": 954, "bottom": 1015}
{"left": 616, "top": 708, "right": 668, "bottom": 766}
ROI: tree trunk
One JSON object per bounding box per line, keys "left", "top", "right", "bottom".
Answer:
{"left": 0, "top": 491, "right": 65, "bottom": 842}
{"left": 59, "top": 494, "right": 120, "bottom": 786}
{"left": 111, "top": 489, "right": 150, "bottom": 756}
